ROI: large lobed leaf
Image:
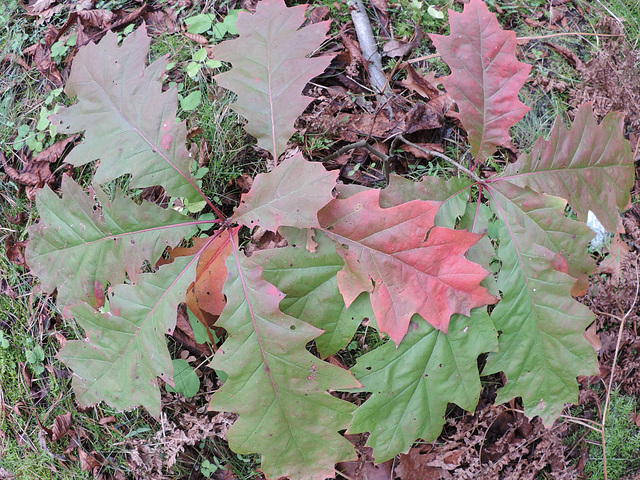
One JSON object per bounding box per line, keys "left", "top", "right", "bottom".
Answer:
{"left": 483, "top": 182, "right": 599, "bottom": 425}
{"left": 318, "top": 189, "right": 497, "bottom": 344}
{"left": 499, "top": 103, "right": 635, "bottom": 233}
{"left": 58, "top": 257, "right": 197, "bottom": 417}
{"left": 210, "top": 245, "right": 359, "bottom": 480}
{"left": 430, "top": 0, "right": 531, "bottom": 162}
{"left": 349, "top": 310, "right": 497, "bottom": 462}
{"left": 255, "top": 228, "right": 374, "bottom": 358}
{"left": 27, "top": 176, "right": 196, "bottom": 308}
{"left": 51, "top": 26, "right": 201, "bottom": 203}
{"left": 211, "top": 0, "right": 332, "bottom": 160}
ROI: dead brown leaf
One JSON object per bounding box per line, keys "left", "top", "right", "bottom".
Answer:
{"left": 396, "top": 445, "right": 455, "bottom": 479}
{"left": 50, "top": 412, "right": 73, "bottom": 442}
{"left": 584, "top": 321, "right": 602, "bottom": 354}
{"left": 336, "top": 434, "right": 394, "bottom": 480}
{"left": 383, "top": 28, "right": 423, "bottom": 58}
{"left": 5, "top": 236, "right": 28, "bottom": 268}
{"left": 307, "top": 5, "right": 330, "bottom": 24}
{"left": 173, "top": 304, "right": 213, "bottom": 357}
{"left": 1, "top": 279, "right": 17, "bottom": 300}
{"left": 599, "top": 235, "right": 631, "bottom": 285}
{"left": 32, "top": 43, "right": 63, "bottom": 87}
{"left": 400, "top": 142, "right": 444, "bottom": 160}
{"left": 79, "top": 449, "right": 104, "bottom": 471}
{"left": 34, "top": 134, "right": 80, "bottom": 163}
{"left": 1, "top": 150, "right": 56, "bottom": 199}
{"left": 76, "top": 9, "right": 114, "bottom": 29}
{"left": 398, "top": 65, "right": 440, "bottom": 100}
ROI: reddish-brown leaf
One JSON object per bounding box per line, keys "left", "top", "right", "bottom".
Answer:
{"left": 187, "top": 230, "right": 238, "bottom": 318}
{"left": 318, "top": 189, "right": 497, "bottom": 344}
{"left": 429, "top": 0, "right": 531, "bottom": 162}
{"left": 211, "top": 0, "right": 332, "bottom": 160}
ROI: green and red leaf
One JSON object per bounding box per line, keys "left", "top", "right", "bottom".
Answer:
{"left": 58, "top": 257, "right": 197, "bottom": 417}
{"left": 51, "top": 26, "right": 201, "bottom": 203}
{"left": 27, "top": 176, "right": 196, "bottom": 308}
{"left": 430, "top": 0, "right": 531, "bottom": 162}
{"left": 210, "top": 244, "right": 359, "bottom": 480}
{"left": 318, "top": 189, "right": 497, "bottom": 344}
{"left": 233, "top": 154, "right": 338, "bottom": 231}
{"left": 499, "top": 103, "right": 635, "bottom": 233}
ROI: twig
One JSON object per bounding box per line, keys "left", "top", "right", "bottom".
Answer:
{"left": 346, "top": 0, "right": 392, "bottom": 101}
{"left": 397, "top": 135, "right": 482, "bottom": 184}
{"left": 600, "top": 255, "right": 640, "bottom": 480}
{"left": 322, "top": 140, "right": 388, "bottom": 164}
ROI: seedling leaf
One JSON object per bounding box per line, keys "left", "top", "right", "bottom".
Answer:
{"left": 27, "top": 176, "right": 196, "bottom": 308}
{"left": 256, "top": 228, "right": 374, "bottom": 358}
{"left": 233, "top": 153, "right": 338, "bottom": 231}
{"left": 484, "top": 182, "right": 599, "bottom": 425}
{"left": 51, "top": 26, "right": 201, "bottom": 203}
{"left": 58, "top": 257, "right": 197, "bottom": 417}
{"left": 318, "top": 189, "right": 497, "bottom": 344}
{"left": 430, "top": 0, "right": 531, "bottom": 162}
{"left": 210, "top": 245, "right": 359, "bottom": 480}
{"left": 349, "top": 310, "right": 497, "bottom": 462}
{"left": 500, "top": 103, "right": 635, "bottom": 233}
{"left": 211, "top": 0, "right": 332, "bottom": 160}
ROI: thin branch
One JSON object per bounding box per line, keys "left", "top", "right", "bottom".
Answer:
{"left": 397, "top": 135, "right": 483, "bottom": 184}
{"left": 601, "top": 255, "right": 640, "bottom": 480}
{"left": 321, "top": 140, "right": 389, "bottom": 164}
{"left": 346, "top": 0, "right": 392, "bottom": 101}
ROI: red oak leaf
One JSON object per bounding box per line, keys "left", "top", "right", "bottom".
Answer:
{"left": 318, "top": 189, "right": 497, "bottom": 345}
{"left": 429, "top": 0, "right": 531, "bottom": 163}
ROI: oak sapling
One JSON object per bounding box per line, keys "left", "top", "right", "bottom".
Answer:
{"left": 26, "top": 0, "right": 634, "bottom": 478}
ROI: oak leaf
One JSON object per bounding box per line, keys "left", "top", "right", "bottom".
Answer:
{"left": 255, "top": 228, "right": 374, "bottom": 358}
{"left": 500, "top": 103, "right": 635, "bottom": 233}
{"left": 50, "top": 26, "right": 201, "bottom": 203}
{"left": 429, "top": 0, "right": 531, "bottom": 162}
{"left": 318, "top": 189, "right": 497, "bottom": 344}
{"left": 233, "top": 154, "right": 338, "bottom": 231}
{"left": 27, "top": 176, "right": 196, "bottom": 308}
{"left": 483, "top": 182, "right": 599, "bottom": 425}
{"left": 349, "top": 310, "right": 497, "bottom": 462}
{"left": 210, "top": 245, "right": 359, "bottom": 480}
{"left": 211, "top": 0, "right": 332, "bottom": 160}
{"left": 58, "top": 257, "right": 197, "bottom": 417}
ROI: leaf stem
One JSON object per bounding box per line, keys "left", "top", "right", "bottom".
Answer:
{"left": 397, "top": 135, "right": 483, "bottom": 184}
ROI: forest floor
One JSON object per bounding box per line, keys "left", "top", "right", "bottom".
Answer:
{"left": 2, "top": 0, "right": 640, "bottom": 479}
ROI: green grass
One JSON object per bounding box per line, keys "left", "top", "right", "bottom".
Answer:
{"left": 585, "top": 390, "right": 640, "bottom": 480}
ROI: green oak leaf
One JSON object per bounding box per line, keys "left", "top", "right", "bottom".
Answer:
{"left": 349, "top": 310, "right": 497, "bottom": 462}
